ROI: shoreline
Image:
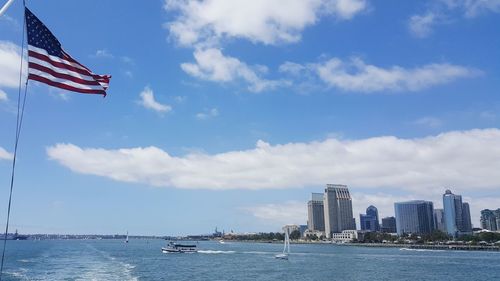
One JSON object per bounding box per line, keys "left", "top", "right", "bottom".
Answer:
{"left": 338, "top": 243, "right": 500, "bottom": 251}
{"left": 220, "top": 240, "right": 500, "bottom": 251}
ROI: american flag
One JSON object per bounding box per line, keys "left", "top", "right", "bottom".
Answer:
{"left": 26, "top": 8, "right": 111, "bottom": 96}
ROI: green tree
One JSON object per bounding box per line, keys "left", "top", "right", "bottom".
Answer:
{"left": 289, "top": 230, "right": 301, "bottom": 240}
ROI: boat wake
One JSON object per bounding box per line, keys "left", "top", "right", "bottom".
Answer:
{"left": 198, "top": 250, "right": 236, "bottom": 254}
{"left": 399, "top": 248, "right": 445, "bottom": 252}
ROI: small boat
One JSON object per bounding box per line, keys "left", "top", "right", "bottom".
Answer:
{"left": 162, "top": 241, "right": 198, "bottom": 253}
{"left": 219, "top": 239, "right": 225, "bottom": 244}
{"left": 125, "top": 231, "right": 129, "bottom": 243}
{"left": 275, "top": 229, "right": 290, "bottom": 260}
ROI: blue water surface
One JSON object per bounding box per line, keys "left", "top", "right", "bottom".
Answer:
{"left": 1, "top": 240, "right": 499, "bottom": 280}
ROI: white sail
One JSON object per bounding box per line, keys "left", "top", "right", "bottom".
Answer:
{"left": 275, "top": 229, "right": 290, "bottom": 259}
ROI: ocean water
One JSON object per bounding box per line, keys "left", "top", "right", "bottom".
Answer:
{"left": 1, "top": 240, "right": 499, "bottom": 280}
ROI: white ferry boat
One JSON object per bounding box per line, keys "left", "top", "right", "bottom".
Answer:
{"left": 161, "top": 241, "right": 198, "bottom": 253}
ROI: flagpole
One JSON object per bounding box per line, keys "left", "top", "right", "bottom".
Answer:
{"left": 0, "top": 0, "right": 29, "bottom": 279}
{"left": 0, "top": 0, "right": 16, "bottom": 17}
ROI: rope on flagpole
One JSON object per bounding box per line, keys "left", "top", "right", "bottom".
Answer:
{"left": 0, "top": 0, "right": 29, "bottom": 279}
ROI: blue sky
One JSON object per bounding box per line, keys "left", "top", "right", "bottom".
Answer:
{"left": 1, "top": 0, "right": 500, "bottom": 235}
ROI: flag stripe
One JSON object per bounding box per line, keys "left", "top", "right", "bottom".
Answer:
{"left": 28, "top": 50, "right": 95, "bottom": 77}
{"left": 29, "top": 69, "right": 107, "bottom": 91}
{"left": 61, "top": 50, "right": 92, "bottom": 72}
{"left": 28, "top": 62, "right": 103, "bottom": 86}
{"left": 28, "top": 46, "right": 111, "bottom": 84}
{"left": 28, "top": 56, "right": 103, "bottom": 83}
{"left": 28, "top": 45, "right": 89, "bottom": 72}
{"left": 29, "top": 74, "right": 106, "bottom": 95}
{"left": 27, "top": 59, "right": 109, "bottom": 90}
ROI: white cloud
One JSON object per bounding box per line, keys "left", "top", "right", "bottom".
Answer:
{"left": 0, "top": 14, "right": 20, "bottom": 29}
{"left": 174, "top": 96, "right": 187, "bottom": 103}
{"left": 414, "top": 116, "right": 443, "bottom": 128}
{"left": 312, "top": 57, "right": 479, "bottom": 92}
{"left": 442, "top": 0, "right": 500, "bottom": 17}
{"left": 196, "top": 108, "right": 219, "bottom": 120}
{"left": 181, "top": 48, "right": 288, "bottom": 92}
{"left": 121, "top": 56, "right": 134, "bottom": 64}
{"left": 164, "top": 0, "right": 368, "bottom": 47}
{"left": 464, "top": 0, "right": 500, "bottom": 17}
{"left": 91, "top": 49, "right": 114, "bottom": 58}
{"left": 408, "top": 12, "right": 438, "bottom": 38}
{"left": 165, "top": 1, "right": 368, "bottom": 93}
{"left": 0, "top": 41, "right": 22, "bottom": 89}
{"left": 279, "top": 61, "right": 307, "bottom": 76}
{"left": 0, "top": 147, "right": 13, "bottom": 160}
{"left": 124, "top": 70, "right": 133, "bottom": 78}
{"left": 242, "top": 201, "right": 307, "bottom": 226}
{"left": 410, "top": 0, "right": 500, "bottom": 37}
{"left": 138, "top": 86, "right": 172, "bottom": 113}
{"left": 47, "top": 128, "right": 500, "bottom": 192}
{"left": 0, "top": 89, "right": 8, "bottom": 102}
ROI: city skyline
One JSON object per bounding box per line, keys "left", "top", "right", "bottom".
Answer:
{"left": 1, "top": 1, "right": 500, "bottom": 235}
{"left": 305, "top": 185, "right": 485, "bottom": 237}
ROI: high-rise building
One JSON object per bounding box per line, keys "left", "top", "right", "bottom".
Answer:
{"left": 462, "top": 202, "right": 472, "bottom": 233}
{"left": 307, "top": 193, "right": 325, "bottom": 232}
{"left": 443, "top": 189, "right": 472, "bottom": 237}
{"left": 480, "top": 209, "right": 500, "bottom": 231}
{"left": 324, "top": 184, "right": 356, "bottom": 238}
{"left": 299, "top": 225, "right": 308, "bottom": 237}
{"left": 433, "top": 209, "right": 446, "bottom": 232}
{"left": 360, "top": 205, "right": 380, "bottom": 232}
{"left": 381, "top": 216, "right": 396, "bottom": 233}
{"left": 394, "top": 200, "right": 435, "bottom": 235}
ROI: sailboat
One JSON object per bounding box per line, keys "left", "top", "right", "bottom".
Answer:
{"left": 125, "top": 231, "right": 129, "bottom": 243}
{"left": 275, "top": 229, "right": 290, "bottom": 260}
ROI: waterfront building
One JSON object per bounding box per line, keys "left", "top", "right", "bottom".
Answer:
{"left": 394, "top": 200, "right": 435, "bottom": 235}
{"left": 307, "top": 193, "right": 325, "bottom": 232}
{"left": 330, "top": 230, "right": 358, "bottom": 243}
{"left": 282, "top": 224, "right": 299, "bottom": 234}
{"left": 433, "top": 209, "right": 446, "bottom": 232}
{"left": 381, "top": 216, "right": 397, "bottom": 233}
{"left": 443, "top": 189, "right": 472, "bottom": 237}
{"left": 480, "top": 209, "right": 500, "bottom": 231}
{"left": 303, "top": 229, "right": 324, "bottom": 239}
{"left": 324, "top": 184, "right": 356, "bottom": 238}
{"left": 360, "top": 205, "right": 380, "bottom": 232}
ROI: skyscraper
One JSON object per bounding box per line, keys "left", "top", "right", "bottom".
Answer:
{"left": 433, "top": 209, "right": 445, "bottom": 232}
{"left": 307, "top": 193, "right": 325, "bottom": 232}
{"left": 443, "top": 189, "right": 472, "bottom": 237}
{"left": 480, "top": 209, "right": 500, "bottom": 231}
{"left": 324, "top": 184, "right": 356, "bottom": 238}
{"left": 394, "top": 200, "right": 435, "bottom": 235}
{"left": 381, "top": 216, "right": 397, "bottom": 233}
{"left": 360, "top": 205, "right": 380, "bottom": 232}
{"left": 462, "top": 202, "right": 472, "bottom": 233}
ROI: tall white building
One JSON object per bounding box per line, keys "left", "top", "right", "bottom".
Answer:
{"left": 324, "top": 184, "right": 356, "bottom": 238}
